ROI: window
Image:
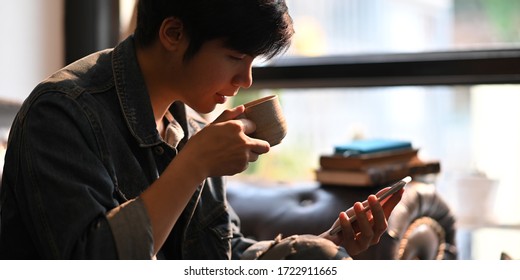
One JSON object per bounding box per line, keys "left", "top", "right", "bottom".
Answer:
{"left": 221, "top": 0, "right": 520, "bottom": 259}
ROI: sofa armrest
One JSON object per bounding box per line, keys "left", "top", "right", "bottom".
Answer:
{"left": 387, "top": 182, "right": 458, "bottom": 259}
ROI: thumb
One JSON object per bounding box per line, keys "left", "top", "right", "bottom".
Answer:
{"left": 213, "top": 105, "right": 245, "bottom": 123}
{"left": 236, "top": 118, "right": 257, "bottom": 135}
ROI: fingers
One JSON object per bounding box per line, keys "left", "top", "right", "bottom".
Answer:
{"left": 338, "top": 212, "right": 357, "bottom": 251}
{"left": 381, "top": 188, "right": 405, "bottom": 219}
{"left": 215, "top": 107, "right": 271, "bottom": 151}
{"left": 213, "top": 105, "right": 245, "bottom": 123}
{"left": 374, "top": 186, "right": 391, "bottom": 198}
{"left": 248, "top": 150, "right": 261, "bottom": 162}
{"left": 352, "top": 201, "right": 374, "bottom": 248}
{"left": 215, "top": 117, "right": 270, "bottom": 156}
{"left": 367, "top": 195, "right": 387, "bottom": 243}
{"left": 340, "top": 194, "right": 394, "bottom": 256}
{"left": 371, "top": 186, "right": 405, "bottom": 219}
{"left": 232, "top": 118, "right": 270, "bottom": 157}
{"left": 236, "top": 118, "right": 257, "bottom": 135}
{"left": 328, "top": 189, "right": 400, "bottom": 256}
{"left": 185, "top": 115, "right": 271, "bottom": 177}
{"left": 339, "top": 202, "right": 372, "bottom": 256}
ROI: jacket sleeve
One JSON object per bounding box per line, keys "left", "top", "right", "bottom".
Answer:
{"left": 13, "top": 92, "right": 153, "bottom": 259}
{"left": 228, "top": 201, "right": 257, "bottom": 260}
{"left": 106, "top": 198, "right": 154, "bottom": 259}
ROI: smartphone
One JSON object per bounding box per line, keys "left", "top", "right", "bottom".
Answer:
{"left": 328, "top": 176, "right": 411, "bottom": 235}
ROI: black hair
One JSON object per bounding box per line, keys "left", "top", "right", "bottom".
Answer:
{"left": 134, "top": 0, "right": 294, "bottom": 60}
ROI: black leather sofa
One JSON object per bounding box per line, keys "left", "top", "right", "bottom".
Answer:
{"left": 227, "top": 180, "right": 458, "bottom": 260}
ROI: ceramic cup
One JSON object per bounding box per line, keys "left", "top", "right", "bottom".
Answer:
{"left": 238, "top": 95, "right": 287, "bottom": 147}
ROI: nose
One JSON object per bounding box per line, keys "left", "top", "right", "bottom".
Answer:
{"left": 232, "top": 62, "right": 253, "bottom": 89}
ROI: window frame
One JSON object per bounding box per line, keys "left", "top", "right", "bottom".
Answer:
{"left": 251, "top": 48, "right": 520, "bottom": 89}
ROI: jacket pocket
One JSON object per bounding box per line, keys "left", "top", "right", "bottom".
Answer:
{"left": 184, "top": 205, "right": 234, "bottom": 259}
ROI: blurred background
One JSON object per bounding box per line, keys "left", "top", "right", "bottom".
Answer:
{"left": 1, "top": 0, "right": 520, "bottom": 260}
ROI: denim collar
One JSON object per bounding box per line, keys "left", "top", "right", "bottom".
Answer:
{"left": 112, "top": 36, "right": 164, "bottom": 147}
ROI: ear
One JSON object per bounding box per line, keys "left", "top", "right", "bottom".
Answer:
{"left": 158, "top": 17, "right": 185, "bottom": 51}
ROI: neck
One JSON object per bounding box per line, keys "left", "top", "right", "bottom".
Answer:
{"left": 136, "top": 43, "right": 177, "bottom": 135}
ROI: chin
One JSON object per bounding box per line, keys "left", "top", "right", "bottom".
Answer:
{"left": 190, "top": 103, "right": 217, "bottom": 115}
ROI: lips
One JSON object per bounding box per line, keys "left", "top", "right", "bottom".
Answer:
{"left": 215, "top": 89, "right": 240, "bottom": 104}
{"left": 215, "top": 93, "right": 227, "bottom": 104}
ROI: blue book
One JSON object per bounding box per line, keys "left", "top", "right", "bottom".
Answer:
{"left": 334, "top": 139, "right": 413, "bottom": 156}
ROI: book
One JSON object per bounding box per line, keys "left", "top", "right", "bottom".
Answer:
{"left": 319, "top": 148, "right": 419, "bottom": 171}
{"left": 315, "top": 160, "right": 440, "bottom": 187}
{"left": 408, "top": 160, "right": 441, "bottom": 175}
{"left": 315, "top": 166, "right": 408, "bottom": 187}
{"left": 334, "top": 139, "right": 413, "bottom": 156}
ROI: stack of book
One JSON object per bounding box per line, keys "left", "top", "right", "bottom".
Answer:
{"left": 315, "top": 139, "right": 440, "bottom": 187}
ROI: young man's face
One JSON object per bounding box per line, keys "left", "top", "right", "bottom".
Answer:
{"left": 173, "top": 39, "right": 255, "bottom": 114}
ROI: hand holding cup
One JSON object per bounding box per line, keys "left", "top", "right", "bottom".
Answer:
{"left": 237, "top": 95, "right": 287, "bottom": 147}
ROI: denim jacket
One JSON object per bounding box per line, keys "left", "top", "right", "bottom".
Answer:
{"left": 0, "top": 36, "right": 255, "bottom": 259}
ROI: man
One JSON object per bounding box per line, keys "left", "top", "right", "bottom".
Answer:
{"left": 0, "top": 0, "right": 402, "bottom": 259}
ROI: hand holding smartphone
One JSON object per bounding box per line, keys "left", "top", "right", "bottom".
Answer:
{"left": 328, "top": 176, "right": 411, "bottom": 235}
